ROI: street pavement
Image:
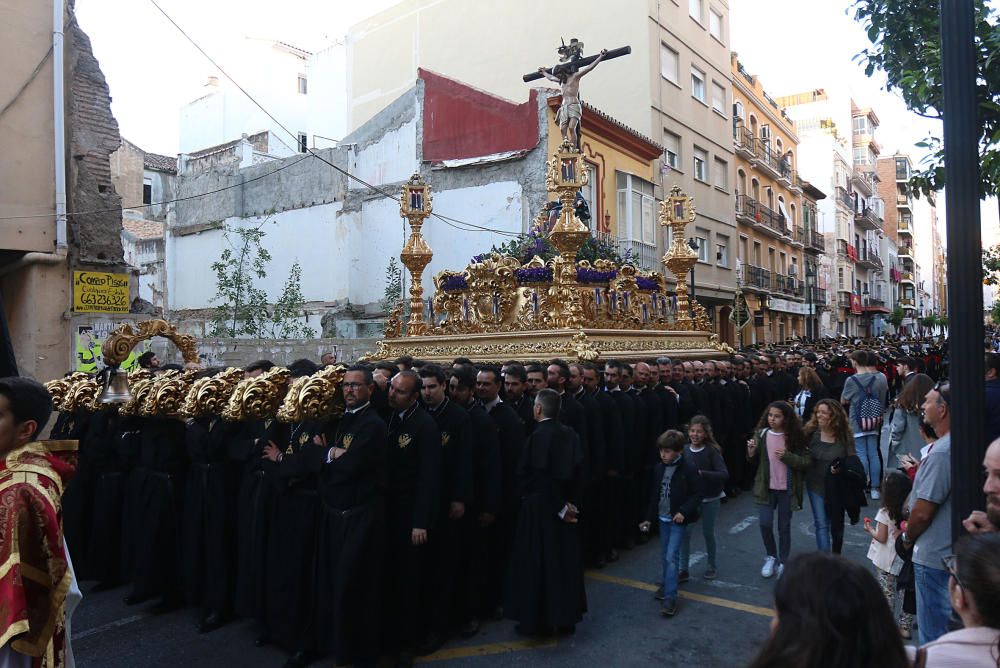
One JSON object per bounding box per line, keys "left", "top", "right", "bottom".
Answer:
{"left": 71, "top": 474, "right": 879, "bottom": 667}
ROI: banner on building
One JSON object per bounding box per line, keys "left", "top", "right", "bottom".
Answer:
{"left": 75, "top": 320, "right": 148, "bottom": 373}
{"left": 73, "top": 271, "right": 130, "bottom": 313}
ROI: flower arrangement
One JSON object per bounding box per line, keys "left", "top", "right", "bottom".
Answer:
{"left": 514, "top": 266, "right": 553, "bottom": 284}
{"left": 440, "top": 274, "right": 469, "bottom": 291}
{"left": 636, "top": 276, "right": 661, "bottom": 291}
{"left": 577, "top": 267, "right": 618, "bottom": 283}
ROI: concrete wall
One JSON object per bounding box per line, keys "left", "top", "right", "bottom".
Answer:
{"left": 156, "top": 337, "right": 375, "bottom": 368}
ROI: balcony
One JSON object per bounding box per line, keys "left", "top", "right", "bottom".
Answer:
{"left": 773, "top": 274, "right": 803, "bottom": 298}
{"left": 852, "top": 171, "right": 873, "bottom": 197}
{"left": 735, "top": 125, "right": 755, "bottom": 159}
{"left": 854, "top": 204, "right": 883, "bottom": 233}
{"left": 857, "top": 247, "right": 884, "bottom": 271}
{"left": 752, "top": 139, "right": 782, "bottom": 178}
{"left": 836, "top": 186, "right": 856, "bottom": 211}
{"left": 897, "top": 244, "right": 914, "bottom": 260}
{"left": 900, "top": 271, "right": 915, "bottom": 285}
{"left": 777, "top": 166, "right": 796, "bottom": 189}
{"left": 806, "top": 286, "right": 827, "bottom": 306}
{"left": 899, "top": 297, "right": 916, "bottom": 309}
{"left": 837, "top": 239, "right": 858, "bottom": 262}
{"left": 803, "top": 228, "right": 825, "bottom": 254}
{"left": 896, "top": 193, "right": 912, "bottom": 210}
{"left": 744, "top": 264, "right": 772, "bottom": 292}
{"left": 837, "top": 294, "right": 853, "bottom": 309}
{"left": 790, "top": 227, "right": 805, "bottom": 248}
{"left": 735, "top": 195, "right": 792, "bottom": 239}
{"left": 898, "top": 216, "right": 913, "bottom": 236}
{"left": 598, "top": 233, "right": 659, "bottom": 271}
{"left": 862, "top": 297, "right": 890, "bottom": 314}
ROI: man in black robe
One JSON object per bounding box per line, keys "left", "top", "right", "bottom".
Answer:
{"left": 418, "top": 364, "right": 472, "bottom": 653}
{"left": 545, "top": 360, "right": 589, "bottom": 460}
{"left": 651, "top": 359, "right": 680, "bottom": 433}
{"left": 313, "top": 365, "right": 388, "bottom": 668}
{"left": 669, "top": 361, "right": 696, "bottom": 425}
{"left": 582, "top": 363, "right": 622, "bottom": 563}
{"left": 502, "top": 365, "right": 534, "bottom": 430}
{"left": 505, "top": 389, "right": 585, "bottom": 636}
{"left": 383, "top": 369, "right": 441, "bottom": 667}
{"left": 569, "top": 362, "right": 606, "bottom": 567}
{"left": 447, "top": 368, "right": 502, "bottom": 637}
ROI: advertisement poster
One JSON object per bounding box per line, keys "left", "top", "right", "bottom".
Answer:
{"left": 75, "top": 320, "right": 148, "bottom": 372}
{"left": 73, "top": 271, "right": 130, "bottom": 313}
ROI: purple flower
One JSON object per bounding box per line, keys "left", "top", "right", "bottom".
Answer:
{"left": 636, "top": 276, "right": 660, "bottom": 291}
{"left": 514, "top": 267, "right": 553, "bottom": 284}
{"left": 577, "top": 267, "right": 618, "bottom": 283}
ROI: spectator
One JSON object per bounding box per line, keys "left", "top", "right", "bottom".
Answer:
{"left": 864, "top": 471, "right": 914, "bottom": 639}
{"left": 907, "top": 533, "right": 1000, "bottom": 667}
{"left": 137, "top": 351, "right": 160, "bottom": 369}
{"left": 985, "top": 353, "right": 1000, "bottom": 445}
{"left": 888, "top": 373, "right": 934, "bottom": 464}
{"left": 677, "top": 415, "right": 728, "bottom": 582}
{"left": 901, "top": 382, "right": 952, "bottom": 645}
{"left": 963, "top": 438, "right": 1000, "bottom": 535}
{"left": 793, "top": 366, "right": 828, "bottom": 423}
{"left": 320, "top": 351, "right": 337, "bottom": 366}
{"left": 895, "top": 356, "right": 920, "bottom": 387}
{"left": 748, "top": 552, "right": 909, "bottom": 668}
{"left": 841, "top": 350, "right": 888, "bottom": 499}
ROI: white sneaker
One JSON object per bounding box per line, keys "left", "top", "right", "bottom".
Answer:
{"left": 871, "top": 490, "right": 881, "bottom": 500}
{"left": 776, "top": 563, "right": 785, "bottom": 579}
{"left": 761, "top": 556, "right": 777, "bottom": 578}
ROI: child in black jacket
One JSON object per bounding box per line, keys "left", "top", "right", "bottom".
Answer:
{"left": 639, "top": 430, "right": 703, "bottom": 617}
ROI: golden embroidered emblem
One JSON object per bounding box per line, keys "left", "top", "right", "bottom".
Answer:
{"left": 265, "top": 419, "right": 273, "bottom": 429}
{"left": 398, "top": 433, "right": 412, "bottom": 449}
{"left": 285, "top": 443, "right": 294, "bottom": 455}
{"left": 299, "top": 432, "right": 310, "bottom": 446}
{"left": 342, "top": 434, "right": 354, "bottom": 450}
{"left": 441, "top": 432, "right": 450, "bottom": 447}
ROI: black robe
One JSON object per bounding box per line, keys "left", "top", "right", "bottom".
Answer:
{"left": 462, "top": 401, "right": 503, "bottom": 620}
{"left": 181, "top": 416, "right": 239, "bottom": 617}
{"left": 504, "top": 419, "right": 586, "bottom": 631}
{"left": 314, "top": 404, "right": 388, "bottom": 666}
{"left": 86, "top": 410, "right": 129, "bottom": 585}
{"left": 58, "top": 410, "right": 95, "bottom": 575}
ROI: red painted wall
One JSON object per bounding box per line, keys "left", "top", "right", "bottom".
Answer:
{"left": 420, "top": 68, "right": 539, "bottom": 162}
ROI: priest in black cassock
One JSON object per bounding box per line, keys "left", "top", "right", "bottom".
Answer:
{"left": 313, "top": 365, "right": 388, "bottom": 668}
{"left": 505, "top": 388, "right": 586, "bottom": 636}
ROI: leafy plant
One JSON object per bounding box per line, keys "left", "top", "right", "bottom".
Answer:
{"left": 471, "top": 227, "right": 633, "bottom": 268}
{"left": 210, "top": 221, "right": 272, "bottom": 337}
{"left": 270, "top": 261, "right": 316, "bottom": 338}
{"left": 379, "top": 256, "right": 403, "bottom": 314}
{"left": 887, "top": 306, "right": 905, "bottom": 330}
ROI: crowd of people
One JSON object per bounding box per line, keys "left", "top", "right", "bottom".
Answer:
{"left": 4, "top": 333, "right": 1000, "bottom": 668}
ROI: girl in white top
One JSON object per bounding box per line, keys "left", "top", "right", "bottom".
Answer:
{"left": 864, "top": 470, "right": 914, "bottom": 639}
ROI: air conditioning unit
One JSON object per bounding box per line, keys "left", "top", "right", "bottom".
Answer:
{"left": 789, "top": 265, "right": 798, "bottom": 276}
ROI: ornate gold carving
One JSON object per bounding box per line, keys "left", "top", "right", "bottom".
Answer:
{"left": 141, "top": 370, "right": 197, "bottom": 417}
{"left": 222, "top": 366, "right": 291, "bottom": 422}
{"left": 180, "top": 368, "right": 244, "bottom": 418}
{"left": 45, "top": 373, "right": 90, "bottom": 412}
{"left": 276, "top": 364, "right": 347, "bottom": 423}
{"left": 566, "top": 332, "right": 600, "bottom": 361}
{"left": 400, "top": 174, "right": 434, "bottom": 336}
{"left": 101, "top": 319, "right": 198, "bottom": 367}
{"left": 59, "top": 374, "right": 102, "bottom": 413}
{"left": 384, "top": 301, "right": 404, "bottom": 339}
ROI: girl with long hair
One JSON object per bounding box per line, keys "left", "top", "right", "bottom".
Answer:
{"left": 749, "top": 552, "right": 910, "bottom": 668}
{"left": 802, "top": 399, "right": 855, "bottom": 553}
{"left": 747, "top": 401, "right": 809, "bottom": 579}
{"left": 864, "top": 471, "right": 915, "bottom": 639}
{"left": 888, "top": 372, "right": 934, "bottom": 464}
{"left": 677, "top": 415, "right": 728, "bottom": 582}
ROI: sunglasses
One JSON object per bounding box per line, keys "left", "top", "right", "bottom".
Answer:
{"left": 932, "top": 381, "right": 951, "bottom": 406}
{"left": 942, "top": 554, "right": 963, "bottom": 589}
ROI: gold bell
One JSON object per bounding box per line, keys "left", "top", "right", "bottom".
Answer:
{"left": 98, "top": 367, "right": 133, "bottom": 405}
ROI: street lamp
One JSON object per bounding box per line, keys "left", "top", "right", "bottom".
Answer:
{"left": 687, "top": 238, "right": 699, "bottom": 301}
{"left": 805, "top": 262, "right": 816, "bottom": 341}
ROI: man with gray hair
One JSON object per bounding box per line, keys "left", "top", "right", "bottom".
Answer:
{"left": 505, "top": 388, "right": 585, "bottom": 636}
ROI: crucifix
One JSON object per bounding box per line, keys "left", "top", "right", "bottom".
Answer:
{"left": 524, "top": 39, "right": 631, "bottom": 149}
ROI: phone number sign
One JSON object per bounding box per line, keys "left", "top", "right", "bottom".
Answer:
{"left": 73, "top": 271, "right": 130, "bottom": 313}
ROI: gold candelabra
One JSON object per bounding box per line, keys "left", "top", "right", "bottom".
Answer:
{"left": 660, "top": 186, "right": 699, "bottom": 331}
{"left": 399, "top": 174, "right": 434, "bottom": 335}
{"left": 545, "top": 140, "right": 591, "bottom": 328}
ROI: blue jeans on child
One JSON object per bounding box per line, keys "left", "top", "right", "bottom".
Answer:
{"left": 679, "top": 499, "right": 720, "bottom": 571}
{"left": 855, "top": 433, "right": 882, "bottom": 490}
{"left": 659, "top": 518, "right": 686, "bottom": 603}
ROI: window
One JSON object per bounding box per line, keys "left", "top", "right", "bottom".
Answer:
{"left": 142, "top": 177, "right": 152, "bottom": 205}
{"left": 716, "top": 235, "right": 729, "bottom": 267}
{"left": 297, "top": 75, "right": 308, "bottom": 95}
{"left": 297, "top": 132, "right": 308, "bottom": 153}
{"left": 660, "top": 44, "right": 679, "bottom": 84}
{"left": 693, "top": 147, "right": 708, "bottom": 181}
{"left": 713, "top": 157, "right": 728, "bottom": 190}
{"left": 691, "top": 67, "right": 706, "bottom": 103}
{"left": 616, "top": 172, "right": 657, "bottom": 245}
{"left": 663, "top": 131, "right": 681, "bottom": 170}
{"left": 752, "top": 241, "right": 762, "bottom": 266}
{"left": 694, "top": 228, "right": 710, "bottom": 262}
{"left": 853, "top": 146, "right": 870, "bottom": 165}
{"left": 711, "top": 81, "right": 726, "bottom": 114}
{"left": 895, "top": 158, "right": 910, "bottom": 181}
{"left": 709, "top": 8, "right": 723, "bottom": 40}
{"left": 739, "top": 236, "right": 748, "bottom": 265}
{"left": 689, "top": 0, "right": 703, "bottom": 22}
{"left": 852, "top": 116, "right": 868, "bottom": 135}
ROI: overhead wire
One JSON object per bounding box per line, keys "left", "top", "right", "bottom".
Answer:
{"left": 146, "top": 0, "right": 521, "bottom": 238}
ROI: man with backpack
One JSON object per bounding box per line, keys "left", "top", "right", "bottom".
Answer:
{"left": 841, "top": 350, "right": 888, "bottom": 499}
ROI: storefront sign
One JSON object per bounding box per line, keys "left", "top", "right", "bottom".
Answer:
{"left": 768, "top": 298, "right": 810, "bottom": 315}
{"left": 73, "top": 271, "right": 129, "bottom": 313}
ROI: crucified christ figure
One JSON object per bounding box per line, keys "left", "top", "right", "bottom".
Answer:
{"left": 538, "top": 48, "right": 607, "bottom": 148}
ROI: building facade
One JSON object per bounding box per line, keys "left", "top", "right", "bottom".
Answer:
{"left": 876, "top": 153, "right": 919, "bottom": 330}
{"left": 730, "top": 54, "right": 813, "bottom": 344}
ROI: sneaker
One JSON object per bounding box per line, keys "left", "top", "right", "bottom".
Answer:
{"left": 776, "top": 563, "right": 785, "bottom": 578}
{"left": 704, "top": 567, "right": 717, "bottom": 580}
{"left": 871, "top": 489, "right": 881, "bottom": 500}
{"left": 660, "top": 599, "right": 677, "bottom": 617}
{"left": 654, "top": 585, "right": 665, "bottom": 601}
{"left": 761, "top": 556, "right": 777, "bottom": 578}
{"left": 678, "top": 570, "right": 690, "bottom": 584}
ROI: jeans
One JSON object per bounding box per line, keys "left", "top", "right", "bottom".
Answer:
{"left": 759, "top": 490, "right": 792, "bottom": 563}
{"left": 914, "top": 563, "right": 952, "bottom": 645}
{"left": 855, "top": 433, "right": 882, "bottom": 489}
{"left": 806, "top": 489, "right": 831, "bottom": 552}
{"left": 679, "top": 499, "right": 720, "bottom": 571}
{"left": 658, "top": 519, "right": 686, "bottom": 603}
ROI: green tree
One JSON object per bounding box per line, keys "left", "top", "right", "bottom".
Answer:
{"left": 379, "top": 256, "right": 403, "bottom": 314}
{"left": 851, "top": 0, "right": 1000, "bottom": 198}
{"left": 992, "top": 301, "right": 1000, "bottom": 325}
{"left": 270, "top": 261, "right": 316, "bottom": 339}
{"left": 887, "top": 305, "right": 905, "bottom": 331}
{"left": 210, "top": 221, "right": 272, "bottom": 337}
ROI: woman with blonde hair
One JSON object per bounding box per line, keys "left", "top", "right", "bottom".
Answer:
{"left": 794, "top": 366, "right": 828, "bottom": 423}
{"left": 803, "top": 399, "right": 865, "bottom": 553}
{"left": 888, "top": 372, "right": 934, "bottom": 465}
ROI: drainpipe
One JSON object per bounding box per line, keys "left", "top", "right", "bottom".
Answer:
{"left": 53, "top": 0, "right": 67, "bottom": 251}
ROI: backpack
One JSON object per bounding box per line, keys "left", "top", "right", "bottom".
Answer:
{"left": 850, "top": 375, "right": 883, "bottom": 432}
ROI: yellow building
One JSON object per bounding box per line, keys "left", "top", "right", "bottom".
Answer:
{"left": 730, "top": 54, "right": 809, "bottom": 344}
